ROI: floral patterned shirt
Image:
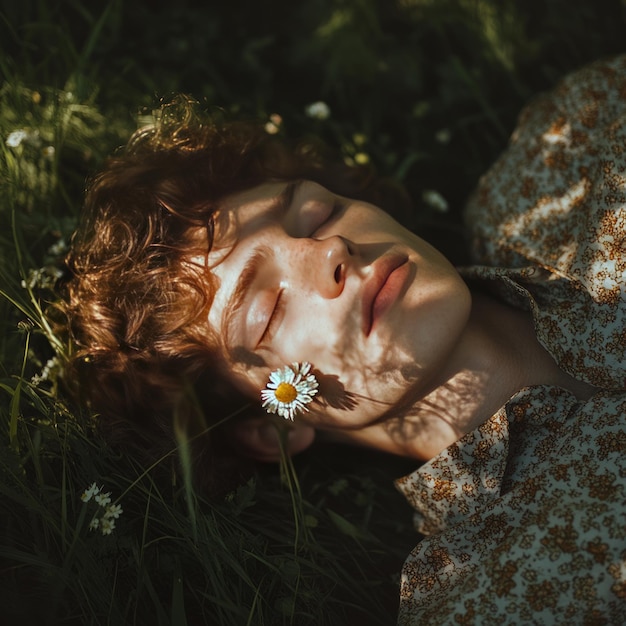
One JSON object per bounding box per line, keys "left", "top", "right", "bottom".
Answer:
{"left": 395, "top": 56, "right": 626, "bottom": 625}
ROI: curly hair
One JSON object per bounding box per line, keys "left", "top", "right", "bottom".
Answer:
{"left": 63, "top": 97, "right": 410, "bottom": 495}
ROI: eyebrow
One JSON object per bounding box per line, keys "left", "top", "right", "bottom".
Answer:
{"left": 223, "top": 180, "right": 300, "bottom": 346}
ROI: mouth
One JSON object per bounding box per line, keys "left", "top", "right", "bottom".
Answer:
{"left": 362, "top": 254, "right": 410, "bottom": 336}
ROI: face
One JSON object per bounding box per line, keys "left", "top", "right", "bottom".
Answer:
{"left": 203, "top": 180, "right": 471, "bottom": 434}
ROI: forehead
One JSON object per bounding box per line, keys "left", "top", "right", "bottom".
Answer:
{"left": 187, "top": 181, "right": 286, "bottom": 269}
{"left": 215, "top": 181, "right": 290, "bottom": 237}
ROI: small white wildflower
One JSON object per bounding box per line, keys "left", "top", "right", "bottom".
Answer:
{"left": 8, "top": 129, "right": 42, "bottom": 149}
{"left": 82, "top": 483, "right": 122, "bottom": 536}
{"left": 21, "top": 266, "right": 63, "bottom": 291}
{"left": 305, "top": 101, "right": 330, "bottom": 120}
{"left": 43, "top": 146, "right": 56, "bottom": 160}
{"left": 48, "top": 238, "right": 67, "bottom": 257}
{"left": 261, "top": 362, "right": 319, "bottom": 421}
{"left": 100, "top": 517, "right": 115, "bottom": 536}
{"left": 21, "top": 268, "right": 41, "bottom": 290}
{"left": 104, "top": 503, "right": 123, "bottom": 519}
{"left": 422, "top": 189, "right": 449, "bottom": 213}
{"left": 94, "top": 491, "right": 112, "bottom": 507}
{"left": 31, "top": 356, "right": 61, "bottom": 387}
{"left": 6, "top": 130, "right": 28, "bottom": 148}
{"left": 81, "top": 482, "right": 101, "bottom": 503}
{"left": 42, "top": 357, "right": 58, "bottom": 377}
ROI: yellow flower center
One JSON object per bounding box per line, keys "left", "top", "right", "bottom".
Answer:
{"left": 275, "top": 382, "right": 297, "bottom": 404}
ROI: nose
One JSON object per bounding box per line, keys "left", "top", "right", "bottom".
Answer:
{"left": 294, "top": 235, "right": 352, "bottom": 299}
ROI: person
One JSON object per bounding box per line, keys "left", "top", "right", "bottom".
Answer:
{"left": 63, "top": 54, "right": 626, "bottom": 624}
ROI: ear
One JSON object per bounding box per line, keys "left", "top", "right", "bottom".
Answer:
{"left": 230, "top": 416, "right": 316, "bottom": 462}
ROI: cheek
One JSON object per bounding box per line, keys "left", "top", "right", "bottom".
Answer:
{"left": 300, "top": 367, "right": 412, "bottom": 430}
{"left": 277, "top": 316, "right": 408, "bottom": 403}
{"left": 273, "top": 302, "right": 355, "bottom": 372}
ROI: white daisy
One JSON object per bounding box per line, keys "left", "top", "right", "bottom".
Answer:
{"left": 261, "top": 362, "right": 319, "bottom": 421}
{"left": 5, "top": 130, "right": 28, "bottom": 148}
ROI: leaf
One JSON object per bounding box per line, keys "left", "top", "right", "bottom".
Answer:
{"left": 325, "top": 509, "right": 370, "bottom": 541}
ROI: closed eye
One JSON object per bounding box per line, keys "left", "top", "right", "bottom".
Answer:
{"left": 311, "top": 200, "right": 342, "bottom": 238}
{"left": 258, "top": 289, "right": 285, "bottom": 346}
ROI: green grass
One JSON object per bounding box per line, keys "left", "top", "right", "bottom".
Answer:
{"left": 1, "top": 1, "right": 625, "bottom": 624}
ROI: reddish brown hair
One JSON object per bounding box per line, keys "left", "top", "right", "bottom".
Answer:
{"left": 63, "top": 97, "right": 410, "bottom": 495}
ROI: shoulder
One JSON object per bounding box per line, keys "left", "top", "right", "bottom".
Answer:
{"left": 464, "top": 55, "right": 626, "bottom": 290}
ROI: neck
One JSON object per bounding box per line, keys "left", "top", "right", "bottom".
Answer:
{"left": 399, "top": 291, "right": 596, "bottom": 459}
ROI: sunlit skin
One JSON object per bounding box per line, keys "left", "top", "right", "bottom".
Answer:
{"left": 200, "top": 180, "right": 596, "bottom": 461}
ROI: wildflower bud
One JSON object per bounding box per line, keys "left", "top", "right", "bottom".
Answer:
{"left": 305, "top": 101, "right": 330, "bottom": 120}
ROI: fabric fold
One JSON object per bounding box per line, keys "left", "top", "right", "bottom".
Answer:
{"left": 395, "top": 410, "right": 510, "bottom": 535}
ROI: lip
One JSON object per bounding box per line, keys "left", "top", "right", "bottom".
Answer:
{"left": 362, "top": 254, "right": 410, "bottom": 336}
